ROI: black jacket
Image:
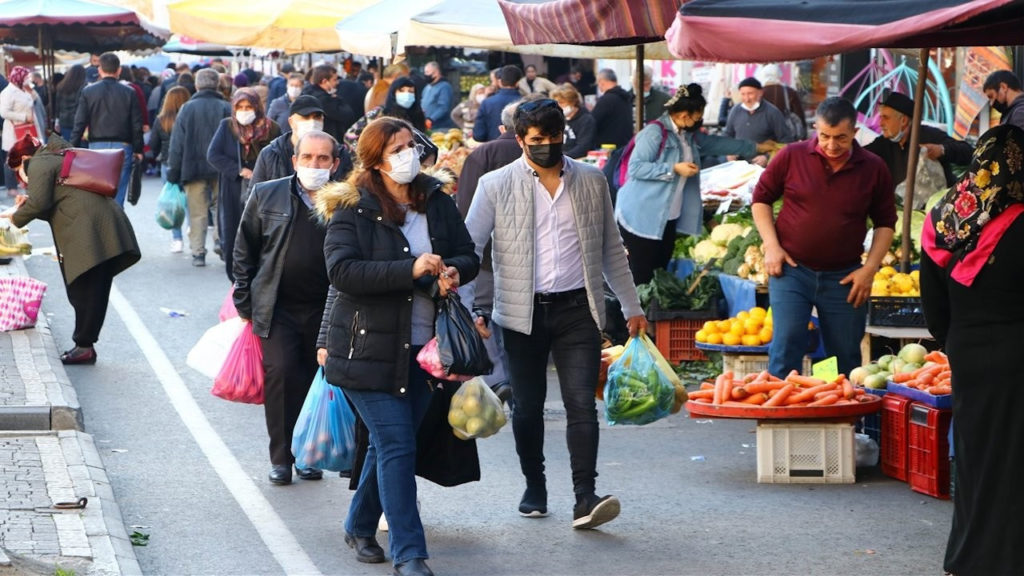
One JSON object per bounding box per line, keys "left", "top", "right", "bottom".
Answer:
{"left": 232, "top": 175, "right": 323, "bottom": 337}
{"left": 301, "top": 84, "right": 356, "bottom": 143}
{"left": 149, "top": 120, "right": 171, "bottom": 164}
{"left": 456, "top": 131, "right": 522, "bottom": 219}
{"left": 591, "top": 85, "right": 634, "bottom": 149}
{"left": 317, "top": 177, "right": 479, "bottom": 396}
{"left": 166, "top": 90, "right": 231, "bottom": 184}
{"left": 565, "top": 107, "right": 598, "bottom": 159}
{"left": 71, "top": 77, "right": 144, "bottom": 153}
{"left": 249, "top": 131, "right": 353, "bottom": 203}
{"left": 864, "top": 124, "right": 973, "bottom": 189}
{"left": 55, "top": 87, "right": 82, "bottom": 133}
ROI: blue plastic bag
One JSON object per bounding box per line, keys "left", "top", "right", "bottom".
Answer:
{"left": 603, "top": 334, "right": 674, "bottom": 426}
{"left": 291, "top": 368, "right": 356, "bottom": 472}
{"left": 155, "top": 182, "right": 186, "bottom": 230}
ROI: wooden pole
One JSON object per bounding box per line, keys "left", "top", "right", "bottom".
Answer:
{"left": 900, "top": 47, "right": 930, "bottom": 273}
{"left": 634, "top": 44, "right": 645, "bottom": 133}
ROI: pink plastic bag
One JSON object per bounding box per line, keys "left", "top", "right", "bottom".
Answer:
{"left": 416, "top": 337, "right": 472, "bottom": 382}
{"left": 0, "top": 277, "right": 47, "bottom": 332}
{"left": 219, "top": 287, "right": 238, "bottom": 322}
{"left": 211, "top": 322, "right": 264, "bottom": 404}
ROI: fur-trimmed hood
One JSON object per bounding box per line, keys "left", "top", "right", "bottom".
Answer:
{"left": 314, "top": 168, "right": 455, "bottom": 222}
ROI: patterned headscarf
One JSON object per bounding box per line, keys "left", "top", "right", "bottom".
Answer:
{"left": 923, "top": 124, "right": 1024, "bottom": 285}
{"left": 230, "top": 89, "right": 271, "bottom": 162}
{"left": 8, "top": 66, "right": 30, "bottom": 88}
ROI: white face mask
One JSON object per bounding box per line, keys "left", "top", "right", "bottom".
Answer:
{"left": 741, "top": 101, "right": 761, "bottom": 112}
{"left": 382, "top": 147, "right": 420, "bottom": 184}
{"left": 562, "top": 105, "right": 574, "bottom": 117}
{"left": 287, "top": 85, "right": 302, "bottom": 99}
{"left": 294, "top": 119, "right": 324, "bottom": 139}
{"left": 475, "top": 94, "right": 486, "bottom": 105}
{"left": 887, "top": 128, "right": 905, "bottom": 143}
{"left": 235, "top": 110, "right": 257, "bottom": 126}
{"left": 296, "top": 166, "right": 331, "bottom": 191}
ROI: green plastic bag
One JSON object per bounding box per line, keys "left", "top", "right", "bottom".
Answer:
{"left": 155, "top": 182, "right": 185, "bottom": 230}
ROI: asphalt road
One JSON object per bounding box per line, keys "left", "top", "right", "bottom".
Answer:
{"left": 22, "top": 175, "right": 953, "bottom": 576}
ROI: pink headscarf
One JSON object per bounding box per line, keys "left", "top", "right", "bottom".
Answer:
{"left": 8, "top": 66, "right": 30, "bottom": 88}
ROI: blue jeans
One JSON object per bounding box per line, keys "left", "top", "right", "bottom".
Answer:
{"left": 160, "top": 164, "right": 183, "bottom": 240}
{"left": 88, "top": 141, "right": 132, "bottom": 206}
{"left": 60, "top": 127, "right": 73, "bottom": 142}
{"left": 343, "top": 349, "right": 432, "bottom": 565}
{"left": 500, "top": 289, "right": 602, "bottom": 495}
{"left": 768, "top": 263, "right": 867, "bottom": 379}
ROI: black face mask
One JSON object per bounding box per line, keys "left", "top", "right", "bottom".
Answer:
{"left": 527, "top": 142, "right": 563, "bottom": 168}
{"left": 992, "top": 98, "right": 1009, "bottom": 115}
{"left": 683, "top": 118, "right": 704, "bottom": 133}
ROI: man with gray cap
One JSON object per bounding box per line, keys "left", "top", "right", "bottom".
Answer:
{"left": 167, "top": 67, "right": 232, "bottom": 267}
{"left": 865, "top": 90, "right": 972, "bottom": 191}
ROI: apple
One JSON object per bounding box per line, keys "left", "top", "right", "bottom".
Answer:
{"left": 864, "top": 373, "right": 888, "bottom": 389}
{"left": 898, "top": 343, "right": 928, "bottom": 365}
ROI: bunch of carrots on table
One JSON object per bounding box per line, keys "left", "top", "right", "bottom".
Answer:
{"left": 890, "top": 350, "right": 952, "bottom": 396}
{"left": 689, "top": 370, "right": 876, "bottom": 408}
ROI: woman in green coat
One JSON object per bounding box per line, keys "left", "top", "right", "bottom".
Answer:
{"left": 4, "top": 134, "right": 141, "bottom": 364}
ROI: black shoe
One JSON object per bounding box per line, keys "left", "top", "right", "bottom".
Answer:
{"left": 572, "top": 493, "right": 620, "bottom": 529}
{"left": 192, "top": 253, "right": 206, "bottom": 267}
{"left": 268, "top": 465, "right": 292, "bottom": 485}
{"left": 338, "top": 469, "right": 351, "bottom": 478}
{"left": 345, "top": 532, "right": 385, "bottom": 564}
{"left": 519, "top": 484, "right": 547, "bottom": 518}
{"left": 60, "top": 346, "right": 97, "bottom": 365}
{"left": 393, "top": 558, "right": 433, "bottom": 576}
{"left": 295, "top": 466, "right": 323, "bottom": 480}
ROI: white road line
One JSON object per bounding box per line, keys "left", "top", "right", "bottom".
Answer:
{"left": 109, "top": 285, "right": 322, "bottom": 576}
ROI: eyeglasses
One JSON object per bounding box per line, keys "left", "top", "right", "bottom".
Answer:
{"left": 396, "top": 142, "right": 425, "bottom": 158}
{"left": 517, "top": 98, "right": 559, "bottom": 114}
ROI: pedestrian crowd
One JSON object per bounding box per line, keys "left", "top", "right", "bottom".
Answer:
{"left": 3, "top": 53, "right": 1024, "bottom": 575}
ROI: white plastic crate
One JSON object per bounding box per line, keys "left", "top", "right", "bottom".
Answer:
{"left": 722, "top": 354, "right": 813, "bottom": 377}
{"left": 756, "top": 422, "right": 855, "bottom": 484}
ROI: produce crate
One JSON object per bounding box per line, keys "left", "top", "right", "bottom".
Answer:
{"left": 908, "top": 402, "right": 953, "bottom": 499}
{"left": 880, "top": 394, "right": 913, "bottom": 482}
{"left": 653, "top": 316, "right": 715, "bottom": 363}
{"left": 857, "top": 387, "right": 887, "bottom": 445}
{"left": 756, "top": 422, "right": 855, "bottom": 484}
{"left": 867, "top": 297, "right": 926, "bottom": 327}
{"left": 721, "top": 354, "right": 813, "bottom": 377}
{"left": 885, "top": 381, "right": 952, "bottom": 409}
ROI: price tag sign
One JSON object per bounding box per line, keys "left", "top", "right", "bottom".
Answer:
{"left": 715, "top": 198, "right": 733, "bottom": 215}
{"left": 812, "top": 357, "right": 839, "bottom": 381}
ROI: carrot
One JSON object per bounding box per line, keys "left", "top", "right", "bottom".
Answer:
{"left": 891, "top": 371, "right": 915, "bottom": 383}
{"left": 688, "top": 389, "right": 715, "bottom": 400}
{"left": 808, "top": 393, "right": 841, "bottom": 407}
{"left": 700, "top": 382, "right": 715, "bottom": 390}
{"left": 842, "top": 378, "right": 854, "bottom": 400}
{"left": 924, "top": 350, "right": 948, "bottom": 364}
{"left": 721, "top": 378, "right": 735, "bottom": 405}
{"left": 785, "top": 373, "right": 829, "bottom": 388}
{"left": 764, "top": 383, "right": 795, "bottom": 407}
{"left": 927, "top": 384, "right": 952, "bottom": 396}
{"left": 917, "top": 372, "right": 936, "bottom": 387}
{"left": 743, "top": 381, "right": 787, "bottom": 394}
{"left": 731, "top": 386, "right": 750, "bottom": 400}
{"left": 694, "top": 397, "right": 711, "bottom": 403}
{"left": 786, "top": 382, "right": 840, "bottom": 404}
{"left": 814, "top": 388, "right": 842, "bottom": 399}
{"left": 742, "top": 373, "right": 760, "bottom": 383}
{"left": 712, "top": 372, "right": 732, "bottom": 405}
{"left": 740, "top": 393, "right": 769, "bottom": 405}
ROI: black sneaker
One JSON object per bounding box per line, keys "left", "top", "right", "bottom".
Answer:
{"left": 572, "top": 494, "right": 620, "bottom": 529}
{"left": 518, "top": 484, "right": 548, "bottom": 518}
{"left": 192, "top": 253, "right": 206, "bottom": 267}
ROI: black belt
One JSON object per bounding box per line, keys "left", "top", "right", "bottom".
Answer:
{"left": 534, "top": 288, "right": 586, "bottom": 305}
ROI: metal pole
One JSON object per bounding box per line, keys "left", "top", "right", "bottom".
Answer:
{"left": 900, "top": 47, "right": 930, "bottom": 273}
{"left": 634, "top": 44, "right": 645, "bottom": 132}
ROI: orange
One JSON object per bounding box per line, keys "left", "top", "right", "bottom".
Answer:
{"left": 743, "top": 318, "right": 761, "bottom": 335}
{"left": 722, "top": 333, "right": 741, "bottom": 347}
{"left": 729, "top": 322, "right": 745, "bottom": 337}
{"left": 741, "top": 334, "right": 761, "bottom": 347}
{"left": 736, "top": 310, "right": 750, "bottom": 322}
{"left": 706, "top": 333, "right": 724, "bottom": 345}
{"left": 758, "top": 327, "right": 773, "bottom": 343}
{"left": 716, "top": 320, "right": 732, "bottom": 333}
{"left": 703, "top": 320, "right": 718, "bottom": 333}
{"left": 749, "top": 306, "right": 767, "bottom": 320}
{"left": 695, "top": 329, "right": 709, "bottom": 343}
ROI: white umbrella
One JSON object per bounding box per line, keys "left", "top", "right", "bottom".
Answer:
{"left": 335, "top": 0, "right": 439, "bottom": 58}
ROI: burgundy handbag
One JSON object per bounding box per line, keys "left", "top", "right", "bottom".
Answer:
{"left": 58, "top": 148, "right": 124, "bottom": 197}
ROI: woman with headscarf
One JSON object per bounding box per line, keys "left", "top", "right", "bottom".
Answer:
{"left": 1, "top": 134, "right": 140, "bottom": 364}
{"left": 207, "top": 88, "right": 281, "bottom": 281}
{"left": 919, "top": 124, "right": 1024, "bottom": 575}
{"left": 1, "top": 66, "right": 45, "bottom": 197}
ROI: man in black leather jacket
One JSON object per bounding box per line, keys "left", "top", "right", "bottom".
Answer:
{"left": 70, "top": 52, "right": 144, "bottom": 206}
{"left": 302, "top": 65, "right": 357, "bottom": 144}
{"left": 232, "top": 130, "right": 341, "bottom": 486}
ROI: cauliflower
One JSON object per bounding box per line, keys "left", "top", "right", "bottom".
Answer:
{"left": 709, "top": 223, "right": 747, "bottom": 247}
{"left": 692, "top": 239, "right": 728, "bottom": 264}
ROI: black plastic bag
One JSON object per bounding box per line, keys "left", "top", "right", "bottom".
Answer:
{"left": 127, "top": 156, "right": 142, "bottom": 205}
{"left": 435, "top": 291, "right": 493, "bottom": 377}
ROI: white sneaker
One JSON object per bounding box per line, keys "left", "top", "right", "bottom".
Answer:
{"left": 170, "top": 240, "right": 184, "bottom": 253}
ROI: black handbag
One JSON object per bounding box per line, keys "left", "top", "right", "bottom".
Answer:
{"left": 415, "top": 381, "right": 481, "bottom": 487}
{"left": 127, "top": 156, "right": 142, "bottom": 205}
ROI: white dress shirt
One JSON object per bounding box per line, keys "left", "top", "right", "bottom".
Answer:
{"left": 530, "top": 160, "right": 586, "bottom": 294}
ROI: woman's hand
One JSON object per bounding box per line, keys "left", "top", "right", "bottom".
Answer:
{"left": 317, "top": 348, "right": 327, "bottom": 367}
{"left": 438, "top": 266, "right": 460, "bottom": 296}
{"left": 13, "top": 194, "right": 27, "bottom": 209}
{"left": 474, "top": 316, "right": 491, "bottom": 339}
{"left": 240, "top": 168, "right": 253, "bottom": 179}
{"left": 673, "top": 162, "right": 699, "bottom": 177}
{"left": 412, "top": 252, "right": 443, "bottom": 279}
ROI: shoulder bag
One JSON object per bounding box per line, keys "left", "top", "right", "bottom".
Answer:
{"left": 58, "top": 148, "right": 124, "bottom": 197}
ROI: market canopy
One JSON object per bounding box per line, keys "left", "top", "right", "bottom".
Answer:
{"left": 666, "top": 0, "right": 1024, "bottom": 63}
{"left": 166, "top": 0, "right": 376, "bottom": 53}
{"left": 498, "top": 0, "right": 681, "bottom": 47}
{"left": 0, "top": 0, "right": 167, "bottom": 51}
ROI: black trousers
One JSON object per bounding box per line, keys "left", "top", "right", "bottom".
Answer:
{"left": 501, "top": 290, "right": 602, "bottom": 495}
{"left": 619, "top": 218, "right": 678, "bottom": 286}
{"left": 65, "top": 260, "right": 116, "bottom": 348}
{"left": 260, "top": 302, "right": 321, "bottom": 466}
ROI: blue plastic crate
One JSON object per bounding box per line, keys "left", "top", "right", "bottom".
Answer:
{"left": 886, "top": 381, "right": 952, "bottom": 409}
{"left": 856, "top": 387, "right": 887, "bottom": 445}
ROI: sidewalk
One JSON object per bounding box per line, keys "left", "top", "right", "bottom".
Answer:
{"left": 1, "top": 256, "right": 140, "bottom": 576}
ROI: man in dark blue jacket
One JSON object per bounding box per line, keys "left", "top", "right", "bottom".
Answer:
{"left": 473, "top": 65, "right": 523, "bottom": 143}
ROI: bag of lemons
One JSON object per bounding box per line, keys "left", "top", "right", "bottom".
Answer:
{"left": 447, "top": 377, "right": 506, "bottom": 440}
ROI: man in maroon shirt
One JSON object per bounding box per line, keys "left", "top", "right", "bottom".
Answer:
{"left": 752, "top": 97, "right": 897, "bottom": 378}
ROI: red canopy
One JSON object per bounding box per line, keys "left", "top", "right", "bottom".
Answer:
{"left": 498, "top": 0, "right": 681, "bottom": 47}
{"left": 0, "top": 0, "right": 165, "bottom": 52}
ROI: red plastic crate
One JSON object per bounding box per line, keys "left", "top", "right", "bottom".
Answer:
{"left": 654, "top": 318, "right": 709, "bottom": 363}
{"left": 880, "top": 394, "right": 912, "bottom": 481}
{"left": 907, "top": 402, "right": 953, "bottom": 499}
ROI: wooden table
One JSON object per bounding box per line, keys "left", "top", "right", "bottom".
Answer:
{"left": 861, "top": 325, "right": 934, "bottom": 364}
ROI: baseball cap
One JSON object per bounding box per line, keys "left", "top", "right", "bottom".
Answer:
{"left": 290, "top": 95, "right": 324, "bottom": 117}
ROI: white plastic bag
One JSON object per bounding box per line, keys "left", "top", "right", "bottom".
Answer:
{"left": 187, "top": 317, "right": 245, "bottom": 379}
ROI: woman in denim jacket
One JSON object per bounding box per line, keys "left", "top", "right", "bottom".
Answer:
{"left": 614, "top": 83, "right": 771, "bottom": 285}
